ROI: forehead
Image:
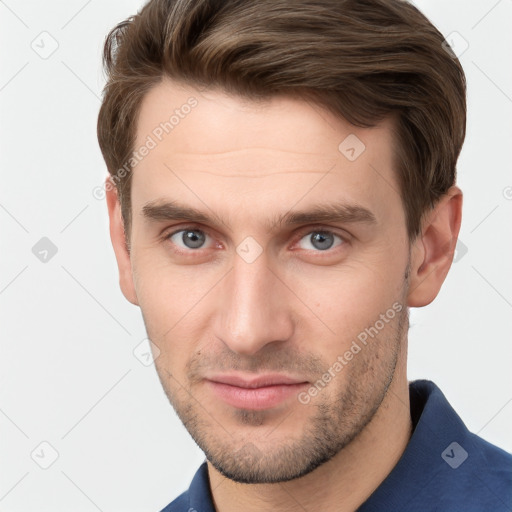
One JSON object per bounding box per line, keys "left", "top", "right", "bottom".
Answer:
{"left": 135, "top": 79, "right": 396, "bottom": 156}
{"left": 131, "top": 78, "right": 402, "bottom": 228}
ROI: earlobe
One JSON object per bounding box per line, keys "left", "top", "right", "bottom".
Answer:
{"left": 407, "top": 186, "right": 463, "bottom": 307}
{"left": 105, "top": 177, "right": 139, "bottom": 306}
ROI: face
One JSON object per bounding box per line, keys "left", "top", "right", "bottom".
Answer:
{"left": 124, "top": 79, "right": 412, "bottom": 483}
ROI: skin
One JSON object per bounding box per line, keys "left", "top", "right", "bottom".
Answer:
{"left": 106, "top": 78, "right": 462, "bottom": 512}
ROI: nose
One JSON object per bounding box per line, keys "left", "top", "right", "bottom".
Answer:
{"left": 213, "top": 252, "right": 294, "bottom": 356}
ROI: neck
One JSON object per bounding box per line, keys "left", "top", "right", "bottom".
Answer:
{"left": 207, "top": 356, "right": 412, "bottom": 512}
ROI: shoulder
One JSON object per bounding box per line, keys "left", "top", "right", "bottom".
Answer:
{"left": 361, "top": 380, "right": 512, "bottom": 511}
{"left": 159, "top": 491, "right": 190, "bottom": 512}
{"left": 410, "top": 380, "right": 512, "bottom": 510}
{"left": 159, "top": 491, "right": 189, "bottom": 512}
{"left": 425, "top": 434, "right": 512, "bottom": 511}
{"left": 461, "top": 432, "right": 512, "bottom": 506}
{"left": 158, "top": 462, "right": 213, "bottom": 512}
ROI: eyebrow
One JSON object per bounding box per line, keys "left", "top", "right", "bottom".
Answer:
{"left": 273, "top": 204, "right": 377, "bottom": 228}
{"left": 141, "top": 200, "right": 377, "bottom": 231}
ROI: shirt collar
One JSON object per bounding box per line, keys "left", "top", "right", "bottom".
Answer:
{"left": 178, "top": 380, "right": 475, "bottom": 512}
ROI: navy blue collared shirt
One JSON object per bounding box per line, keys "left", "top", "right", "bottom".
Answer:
{"left": 160, "top": 380, "right": 512, "bottom": 511}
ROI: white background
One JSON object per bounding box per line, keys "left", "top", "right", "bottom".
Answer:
{"left": 0, "top": 1, "right": 511, "bottom": 511}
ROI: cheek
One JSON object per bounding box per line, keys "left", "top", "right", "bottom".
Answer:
{"left": 131, "top": 228, "right": 408, "bottom": 362}
{"left": 132, "top": 251, "right": 219, "bottom": 354}
{"left": 132, "top": 246, "right": 196, "bottom": 304}
{"left": 287, "top": 257, "right": 406, "bottom": 349}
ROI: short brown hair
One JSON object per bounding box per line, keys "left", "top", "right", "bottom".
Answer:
{"left": 97, "top": 0, "right": 466, "bottom": 241}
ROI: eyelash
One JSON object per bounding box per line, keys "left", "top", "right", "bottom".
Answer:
{"left": 163, "top": 224, "right": 349, "bottom": 256}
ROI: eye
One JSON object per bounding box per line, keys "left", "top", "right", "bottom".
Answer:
{"left": 168, "top": 228, "right": 211, "bottom": 250}
{"left": 297, "top": 230, "right": 344, "bottom": 251}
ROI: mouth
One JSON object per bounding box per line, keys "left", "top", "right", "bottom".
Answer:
{"left": 205, "top": 373, "right": 309, "bottom": 410}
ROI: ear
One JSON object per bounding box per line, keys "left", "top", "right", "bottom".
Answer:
{"left": 407, "top": 185, "right": 463, "bottom": 307}
{"left": 105, "top": 177, "right": 139, "bottom": 306}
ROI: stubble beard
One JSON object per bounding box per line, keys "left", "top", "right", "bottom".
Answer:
{"left": 152, "top": 300, "right": 408, "bottom": 484}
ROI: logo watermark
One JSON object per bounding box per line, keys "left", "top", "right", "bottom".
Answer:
{"left": 93, "top": 96, "right": 198, "bottom": 200}
{"left": 298, "top": 301, "right": 403, "bottom": 404}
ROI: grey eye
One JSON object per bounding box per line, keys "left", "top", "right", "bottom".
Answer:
{"left": 170, "top": 229, "right": 208, "bottom": 249}
{"left": 298, "top": 231, "right": 342, "bottom": 251}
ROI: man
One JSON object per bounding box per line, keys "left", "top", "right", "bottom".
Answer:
{"left": 97, "top": 0, "right": 512, "bottom": 510}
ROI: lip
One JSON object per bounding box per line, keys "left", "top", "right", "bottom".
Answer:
{"left": 205, "top": 373, "right": 309, "bottom": 410}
